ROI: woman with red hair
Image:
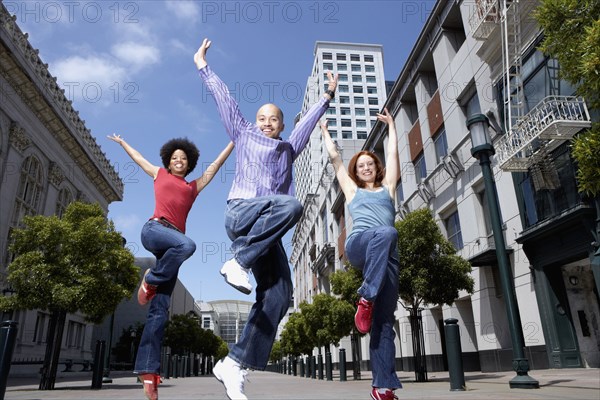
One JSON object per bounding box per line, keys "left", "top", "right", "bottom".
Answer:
{"left": 321, "top": 108, "right": 401, "bottom": 400}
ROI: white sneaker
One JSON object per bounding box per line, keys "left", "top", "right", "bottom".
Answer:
{"left": 220, "top": 258, "right": 252, "bottom": 295}
{"left": 213, "top": 356, "right": 248, "bottom": 400}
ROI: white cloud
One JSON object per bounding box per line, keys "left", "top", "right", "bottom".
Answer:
{"left": 112, "top": 213, "right": 142, "bottom": 233}
{"left": 51, "top": 55, "right": 127, "bottom": 89}
{"left": 111, "top": 42, "right": 160, "bottom": 71}
{"left": 165, "top": 1, "right": 200, "bottom": 22}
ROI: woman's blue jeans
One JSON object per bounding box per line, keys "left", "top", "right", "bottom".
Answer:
{"left": 224, "top": 195, "right": 302, "bottom": 370}
{"left": 346, "top": 225, "right": 401, "bottom": 390}
{"left": 134, "top": 220, "right": 196, "bottom": 374}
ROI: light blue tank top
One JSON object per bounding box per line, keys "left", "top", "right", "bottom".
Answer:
{"left": 346, "top": 186, "right": 395, "bottom": 246}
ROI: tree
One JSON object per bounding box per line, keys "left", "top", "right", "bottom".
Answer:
{"left": 395, "top": 208, "right": 474, "bottom": 382}
{"left": 113, "top": 323, "right": 144, "bottom": 365}
{"left": 299, "top": 293, "right": 354, "bottom": 354}
{"left": 330, "top": 266, "right": 365, "bottom": 379}
{"left": 0, "top": 201, "right": 138, "bottom": 390}
{"left": 279, "top": 312, "right": 313, "bottom": 357}
{"left": 269, "top": 340, "right": 283, "bottom": 364}
{"left": 164, "top": 314, "right": 203, "bottom": 355}
{"left": 536, "top": 0, "right": 600, "bottom": 195}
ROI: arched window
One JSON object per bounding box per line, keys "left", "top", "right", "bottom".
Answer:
{"left": 6, "top": 155, "right": 44, "bottom": 265}
{"left": 55, "top": 187, "right": 73, "bottom": 218}
{"left": 11, "top": 155, "right": 44, "bottom": 225}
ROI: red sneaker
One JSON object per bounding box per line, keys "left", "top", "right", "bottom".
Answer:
{"left": 355, "top": 297, "right": 374, "bottom": 334}
{"left": 371, "top": 387, "right": 398, "bottom": 400}
{"left": 140, "top": 373, "right": 160, "bottom": 400}
{"left": 137, "top": 269, "right": 157, "bottom": 306}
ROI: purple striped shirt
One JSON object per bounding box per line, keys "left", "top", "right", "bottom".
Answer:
{"left": 199, "top": 65, "right": 329, "bottom": 200}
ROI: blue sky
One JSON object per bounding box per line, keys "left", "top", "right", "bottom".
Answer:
{"left": 9, "top": 0, "right": 433, "bottom": 303}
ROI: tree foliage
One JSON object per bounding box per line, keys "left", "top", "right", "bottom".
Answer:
{"left": 330, "top": 265, "right": 362, "bottom": 305}
{"left": 279, "top": 312, "right": 313, "bottom": 356}
{"left": 299, "top": 293, "right": 354, "bottom": 349}
{"left": 0, "top": 201, "right": 138, "bottom": 323}
{"left": 164, "top": 314, "right": 223, "bottom": 357}
{"left": 395, "top": 208, "right": 474, "bottom": 310}
{"left": 536, "top": 0, "right": 600, "bottom": 195}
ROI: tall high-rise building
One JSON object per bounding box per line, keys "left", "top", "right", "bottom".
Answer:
{"left": 291, "top": 42, "right": 387, "bottom": 305}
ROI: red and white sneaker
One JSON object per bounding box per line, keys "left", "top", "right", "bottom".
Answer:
{"left": 355, "top": 297, "right": 374, "bottom": 334}
{"left": 371, "top": 387, "right": 398, "bottom": 400}
{"left": 137, "top": 269, "right": 157, "bottom": 306}
{"left": 140, "top": 373, "right": 160, "bottom": 400}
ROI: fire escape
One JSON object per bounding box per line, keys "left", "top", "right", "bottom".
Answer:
{"left": 469, "top": 0, "right": 592, "bottom": 172}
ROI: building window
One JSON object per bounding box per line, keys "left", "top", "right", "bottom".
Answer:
{"left": 323, "top": 62, "right": 333, "bottom": 70}
{"left": 66, "top": 320, "right": 85, "bottom": 349}
{"left": 12, "top": 155, "right": 43, "bottom": 226}
{"left": 445, "top": 211, "right": 464, "bottom": 250}
{"left": 357, "top": 131, "right": 367, "bottom": 139}
{"left": 356, "top": 120, "right": 367, "bottom": 128}
{"left": 329, "top": 130, "right": 338, "bottom": 139}
{"left": 321, "top": 207, "right": 328, "bottom": 242}
{"left": 339, "top": 85, "right": 349, "bottom": 93}
{"left": 326, "top": 107, "right": 336, "bottom": 115}
{"left": 354, "top": 97, "right": 364, "bottom": 104}
{"left": 342, "top": 131, "right": 353, "bottom": 139}
{"left": 55, "top": 188, "right": 74, "bottom": 218}
{"left": 364, "top": 55, "right": 374, "bottom": 62}
{"left": 350, "top": 54, "right": 360, "bottom": 62}
{"left": 396, "top": 180, "right": 404, "bottom": 202}
{"left": 366, "top": 76, "right": 376, "bottom": 83}
{"left": 323, "top": 53, "right": 332, "bottom": 60}
{"left": 328, "top": 120, "right": 337, "bottom": 127}
{"left": 365, "top": 65, "right": 375, "bottom": 72}
{"left": 32, "top": 312, "right": 49, "bottom": 344}
{"left": 367, "top": 86, "right": 377, "bottom": 94}
{"left": 339, "top": 74, "right": 348, "bottom": 82}
{"left": 341, "top": 119, "right": 352, "bottom": 127}
{"left": 336, "top": 53, "right": 346, "bottom": 61}
{"left": 340, "top": 107, "right": 351, "bottom": 116}
{"left": 203, "top": 317, "right": 211, "bottom": 329}
{"left": 352, "top": 75, "right": 362, "bottom": 83}
{"left": 368, "top": 97, "right": 378, "bottom": 105}
{"left": 351, "top": 64, "right": 361, "bottom": 72}
{"left": 476, "top": 189, "right": 492, "bottom": 237}
{"left": 414, "top": 154, "right": 427, "bottom": 184}
{"left": 339, "top": 96, "right": 350, "bottom": 104}
{"left": 337, "top": 63, "right": 347, "bottom": 71}
{"left": 353, "top": 86, "right": 363, "bottom": 94}
{"left": 369, "top": 108, "right": 379, "bottom": 116}
{"left": 433, "top": 128, "right": 448, "bottom": 163}
{"left": 355, "top": 108, "right": 365, "bottom": 116}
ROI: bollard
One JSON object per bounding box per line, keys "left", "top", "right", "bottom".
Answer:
{"left": 292, "top": 356, "right": 297, "bottom": 376}
{"left": 91, "top": 340, "right": 106, "bottom": 390}
{"left": 325, "top": 351, "right": 332, "bottom": 381}
{"left": 339, "top": 348, "right": 347, "bottom": 381}
{"left": 165, "top": 353, "right": 172, "bottom": 379}
{"left": 444, "top": 318, "right": 465, "bottom": 391}
{"left": 317, "top": 354, "right": 323, "bottom": 380}
{"left": 299, "top": 357, "right": 305, "bottom": 377}
{"left": 305, "top": 356, "right": 311, "bottom": 378}
{"left": 0, "top": 321, "right": 18, "bottom": 400}
{"left": 311, "top": 355, "right": 317, "bottom": 379}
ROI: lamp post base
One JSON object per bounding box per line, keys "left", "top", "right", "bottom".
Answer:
{"left": 509, "top": 373, "right": 540, "bottom": 389}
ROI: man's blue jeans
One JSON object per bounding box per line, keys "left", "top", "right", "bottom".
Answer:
{"left": 346, "top": 225, "right": 401, "bottom": 390}
{"left": 225, "top": 195, "right": 302, "bottom": 370}
{"left": 134, "top": 220, "right": 196, "bottom": 374}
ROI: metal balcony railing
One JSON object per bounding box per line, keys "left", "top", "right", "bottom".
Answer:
{"left": 495, "top": 96, "right": 592, "bottom": 171}
{"left": 469, "top": 0, "right": 500, "bottom": 40}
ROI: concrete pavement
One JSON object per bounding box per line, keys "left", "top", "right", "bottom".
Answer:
{"left": 4, "top": 368, "right": 599, "bottom": 399}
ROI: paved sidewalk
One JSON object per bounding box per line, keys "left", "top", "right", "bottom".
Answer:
{"left": 4, "top": 368, "right": 599, "bottom": 399}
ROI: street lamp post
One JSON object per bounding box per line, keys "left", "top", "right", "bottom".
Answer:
{"left": 467, "top": 114, "right": 539, "bottom": 389}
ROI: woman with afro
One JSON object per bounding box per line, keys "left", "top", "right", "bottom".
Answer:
{"left": 108, "top": 134, "right": 233, "bottom": 400}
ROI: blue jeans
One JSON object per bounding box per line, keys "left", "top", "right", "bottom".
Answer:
{"left": 225, "top": 195, "right": 302, "bottom": 370}
{"left": 346, "top": 225, "right": 401, "bottom": 390}
{"left": 134, "top": 220, "right": 196, "bottom": 374}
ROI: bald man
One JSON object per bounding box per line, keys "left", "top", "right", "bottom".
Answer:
{"left": 194, "top": 39, "right": 337, "bottom": 400}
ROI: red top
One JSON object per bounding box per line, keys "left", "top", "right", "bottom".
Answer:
{"left": 150, "top": 168, "right": 198, "bottom": 233}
